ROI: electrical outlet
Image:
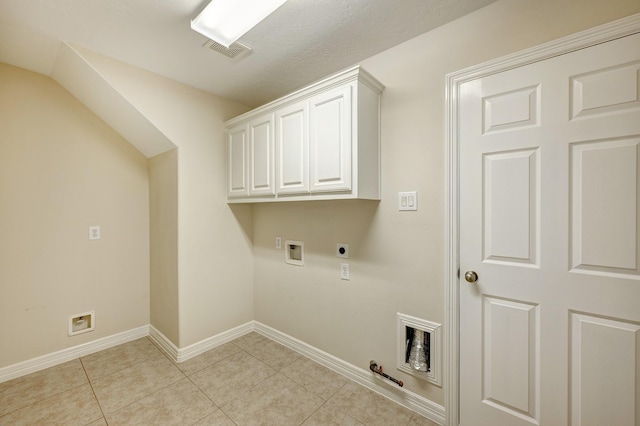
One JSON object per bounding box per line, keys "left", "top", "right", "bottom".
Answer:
{"left": 89, "top": 226, "right": 101, "bottom": 240}
{"left": 337, "top": 243, "right": 349, "bottom": 258}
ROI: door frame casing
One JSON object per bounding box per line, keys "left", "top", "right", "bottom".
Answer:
{"left": 444, "top": 13, "right": 640, "bottom": 426}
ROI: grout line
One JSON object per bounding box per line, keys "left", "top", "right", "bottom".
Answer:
{"left": 184, "top": 362, "right": 238, "bottom": 426}
{"left": 298, "top": 379, "right": 349, "bottom": 425}
{"left": 82, "top": 338, "right": 188, "bottom": 422}
{"left": 79, "top": 357, "right": 107, "bottom": 424}
{"left": 0, "top": 360, "right": 92, "bottom": 420}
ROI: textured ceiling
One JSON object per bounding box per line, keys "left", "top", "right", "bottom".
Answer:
{"left": 0, "top": 0, "right": 496, "bottom": 107}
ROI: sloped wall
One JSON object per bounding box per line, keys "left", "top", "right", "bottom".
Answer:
{"left": 0, "top": 63, "right": 150, "bottom": 367}
{"left": 75, "top": 49, "right": 254, "bottom": 348}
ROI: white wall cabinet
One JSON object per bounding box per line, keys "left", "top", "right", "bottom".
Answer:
{"left": 225, "top": 66, "right": 384, "bottom": 203}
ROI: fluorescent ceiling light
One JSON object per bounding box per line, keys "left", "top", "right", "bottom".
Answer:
{"left": 191, "top": 0, "right": 289, "bottom": 48}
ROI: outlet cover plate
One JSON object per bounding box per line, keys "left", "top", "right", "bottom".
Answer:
{"left": 89, "top": 226, "right": 101, "bottom": 240}
{"left": 336, "top": 243, "right": 349, "bottom": 258}
{"left": 340, "top": 263, "right": 350, "bottom": 280}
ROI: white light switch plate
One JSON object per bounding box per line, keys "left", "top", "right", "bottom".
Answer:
{"left": 399, "top": 191, "right": 418, "bottom": 211}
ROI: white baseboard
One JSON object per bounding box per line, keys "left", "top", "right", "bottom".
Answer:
{"left": 149, "top": 322, "right": 254, "bottom": 363}
{"left": 254, "top": 321, "right": 445, "bottom": 426}
{"left": 148, "top": 325, "right": 180, "bottom": 361}
{"left": 0, "top": 325, "right": 149, "bottom": 384}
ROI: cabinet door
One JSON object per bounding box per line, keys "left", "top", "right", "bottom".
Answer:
{"left": 309, "top": 84, "right": 352, "bottom": 193}
{"left": 227, "top": 124, "right": 248, "bottom": 198}
{"left": 276, "top": 101, "right": 309, "bottom": 194}
{"left": 248, "top": 114, "right": 275, "bottom": 197}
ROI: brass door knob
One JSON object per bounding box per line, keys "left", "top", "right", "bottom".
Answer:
{"left": 464, "top": 271, "right": 478, "bottom": 283}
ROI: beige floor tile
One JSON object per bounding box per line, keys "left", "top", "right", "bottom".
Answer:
{"left": 231, "top": 332, "right": 271, "bottom": 351}
{"left": 81, "top": 337, "right": 162, "bottom": 381}
{"left": 0, "top": 360, "right": 87, "bottom": 416}
{"left": 408, "top": 413, "right": 440, "bottom": 426}
{"left": 222, "top": 373, "right": 325, "bottom": 426}
{"left": 91, "top": 354, "right": 185, "bottom": 413}
{"left": 242, "top": 338, "right": 301, "bottom": 369}
{"left": 301, "top": 403, "right": 365, "bottom": 426}
{"left": 193, "top": 408, "right": 237, "bottom": 425}
{"left": 87, "top": 418, "right": 108, "bottom": 425}
{"left": 105, "top": 378, "right": 216, "bottom": 425}
{"left": 190, "top": 350, "right": 276, "bottom": 407}
{"left": 178, "top": 342, "right": 242, "bottom": 376}
{"left": 0, "top": 383, "right": 102, "bottom": 426}
{"left": 280, "top": 356, "right": 348, "bottom": 400}
{"left": 322, "top": 382, "right": 414, "bottom": 426}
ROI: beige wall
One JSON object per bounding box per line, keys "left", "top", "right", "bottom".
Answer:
{"left": 149, "top": 149, "right": 179, "bottom": 344}
{"left": 77, "top": 50, "right": 255, "bottom": 348}
{"left": 2, "top": 0, "right": 639, "bottom": 407}
{"left": 253, "top": 0, "right": 640, "bottom": 404}
{"left": 0, "top": 63, "right": 150, "bottom": 368}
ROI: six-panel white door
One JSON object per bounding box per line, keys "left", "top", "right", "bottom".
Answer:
{"left": 459, "top": 32, "right": 640, "bottom": 425}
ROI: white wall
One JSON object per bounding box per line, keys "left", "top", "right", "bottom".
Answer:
{"left": 253, "top": 0, "right": 640, "bottom": 405}
{"left": 149, "top": 149, "right": 179, "bottom": 344}
{"left": 0, "top": 63, "right": 150, "bottom": 367}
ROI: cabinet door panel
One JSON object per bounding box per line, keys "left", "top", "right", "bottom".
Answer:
{"left": 248, "top": 114, "right": 275, "bottom": 196}
{"left": 227, "top": 125, "right": 247, "bottom": 198}
{"left": 276, "top": 101, "right": 309, "bottom": 194}
{"left": 309, "top": 84, "right": 352, "bottom": 192}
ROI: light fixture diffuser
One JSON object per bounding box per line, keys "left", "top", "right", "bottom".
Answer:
{"left": 191, "top": 0, "right": 289, "bottom": 48}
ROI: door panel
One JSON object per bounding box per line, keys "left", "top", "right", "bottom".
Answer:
{"left": 483, "top": 85, "right": 541, "bottom": 134}
{"left": 570, "top": 61, "right": 640, "bottom": 119}
{"left": 483, "top": 148, "right": 540, "bottom": 266}
{"left": 570, "top": 313, "right": 640, "bottom": 426}
{"left": 570, "top": 138, "right": 640, "bottom": 276}
{"left": 460, "top": 32, "right": 640, "bottom": 425}
{"left": 482, "top": 296, "right": 539, "bottom": 421}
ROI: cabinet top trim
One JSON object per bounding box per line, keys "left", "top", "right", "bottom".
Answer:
{"left": 225, "top": 65, "right": 384, "bottom": 126}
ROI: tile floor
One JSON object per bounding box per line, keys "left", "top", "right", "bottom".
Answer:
{"left": 0, "top": 332, "right": 438, "bottom": 425}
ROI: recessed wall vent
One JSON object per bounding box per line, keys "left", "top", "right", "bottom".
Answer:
{"left": 397, "top": 313, "right": 442, "bottom": 386}
{"left": 202, "top": 39, "right": 252, "bottom": 59}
